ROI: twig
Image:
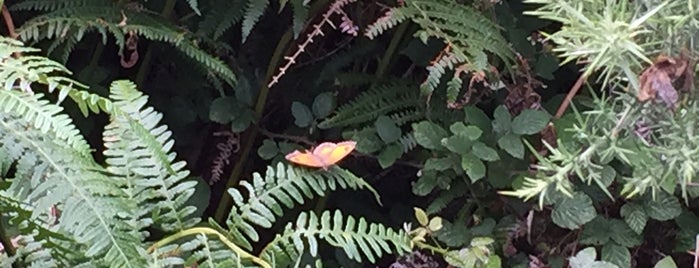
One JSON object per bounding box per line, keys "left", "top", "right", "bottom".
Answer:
{"left": 554, "top": 74, "right": 587, "bottom": 119}
{"left": 2, "top": 5, "right": 17, "bottom": 39}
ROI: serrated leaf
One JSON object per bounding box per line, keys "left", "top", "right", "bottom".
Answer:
{"left": 423, "top": 156, "right": 458, "bottom": 171}
{"left": 413, "top": 121, "right": 448, "bottom": 150}
{"left": 511, "top": 109, "right": 550, "bottom": 135}
{"left": 472, "top": 142, "right": 499, "bottom": 161}
{"left": 378, "top": 143, "right": 403, "bottom": 168}
{"left": 464, "top": 106, "right": 492, "bottom": 133}
{"left": 291, "top": 101, "right": 313, "bottom": 127}
{"left": 257, "top": 139, "right": 279, "bottom": 160}
{"left": 654, "top": 256, "right": 678, "bottom": 268}
{"left": 442, "top": 135, "right": 474, "bottom": 155}
{"left": 450, "top": 122, "right": 482, "bottom": 140}
{"left": 461, "top": 153, "right": 485, "bottom": 182}
{"left": 570, "top": 247, "right": 618, "bottom": 268}
{"left": 580, "top": 216, "right": 611, "bottom": 245}
{"left": 601, "top": 243, "right": 630, "bottom": 268}
{"left": 492, "top": 105, "right": 511, "bottom": 133}
{"left": 609, "top": 219, "right": 642, "bottom": 248}
{"left": 498, "top": 134, "right": 524, "bottom": 159}
{"left": 375, "top": 116, "right": 402, "bottom": 143}
{"left": 642, "top": 192, "right": 681, "bottom": 221}
{"left": 551, "top": 192, "right": 596, "bottom": 229}
{"left": 414, "top": 207, "right": 428, "bottom": 226}
{"left": 428, "top": 217, "right": 443, "bottom": 231}
{"left": 312, "top": 92, "right": 335, "bottom": 118}
{"left": 209, "top": 96, "right": 239, "bottom": 123}
{"left": 620, "top": 203, "right": 647, "bottom": 234}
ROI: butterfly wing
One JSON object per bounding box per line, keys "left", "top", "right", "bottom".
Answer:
{"left": 285, "top": 150, "right": 325, "bottom": 168}
{"left": 313, "top": 141, "right": 356, "bottom": 166}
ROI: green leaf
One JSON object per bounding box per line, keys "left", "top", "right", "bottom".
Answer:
{"left": 609, "top": 219, "right": 642, "bottom": 247}
{"left": 472, "top": 142, "right": 499, "bottom": 161}
{"left": 511, "top": 109, "right": 550, "bottom": 135}
{"left": 580, "top": 216, "right": 611, "bottom": 245}
{"left": 230, "top": 108, "right": 253, "bottom": 132}
{"left": 428, "top": 217, "right": 443, "bottom": 231}
{"left": 312, "top": 92, "right": 335, "bottom": 118}
{"left": 424, "top": 156, "right": 458, "bottom": 171}
{"left": 492, "top": 105, "right": 511, "bottom": 133}
{"left": 551, "top": 192, "right": 596, "bottom": 229}
{"left": 378, "top": 143, "right": 403, "bottom": 168}
{"left": 450, "top": 122, "right": 482, "bottom": 140}
{"left": 352, "top": 129, "right": 383, "bottom": 154}
{"left": 534, "top": 52, "right": 559, "bottom": 80}
{"left": 257, "top": 139, "right": 279, "bottom": 160}
{"left": 601, "top": 243, "right": 630, "bottom": 268}
{"left": 413, "top": 121, "right": 448, "bottom": 150}
{"left": 569, "top": 247, "right": 618, "bottom": 268}
{"left": 375, "top": 115, "right": 402, "bottom": 143}
{"left": 442, "top": 135, "right": 474, "bottom": 155}
{"left": 414, "top": 207, "right": 429, "bottom": 226}
{"left": 654, "top": 256, "right": 678, "bottom": 268}
{"left": 642, "top": 192, "right": 681, "bottom": 221}
{"left": 620, "top": 203, "right": 647, "bottom": 234}
{"left": 461, "top": 153, "right": 486, "bottom": 182}
{"left": 498, "top": 134, "right": 524, "bottom": 159}
{"left": 291, "top": 101, "right": 313, "bottom": 127}
{"left": 463, "top": 105, "right": 492, "bottom": 133}
{"left": 209, "top": 96, "right": 238, "bottom": 123}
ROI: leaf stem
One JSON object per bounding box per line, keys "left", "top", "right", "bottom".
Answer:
{"left": 149, "top": 227, "right": 271, "bottom": 268}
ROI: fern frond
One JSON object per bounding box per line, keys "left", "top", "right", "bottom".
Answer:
{"left": 0, "top": 110, "right": 145, "bottom": 267}
{"left": 398, "top": 132, "right": 418, "bottom": 153}
{"left": 319, "top": 81, "right": 423, "bottom": 129}
{"left": 226, "top": 163, "right": 380, "bottom": 248}
{"left": 9, "top": 0, "right": 109, "bottom": 12}
{"left": 241, "top": 0, "right": 270, "bottom": 42}
{"left": 0, "top": 195, "right": 78, "bottom": 267}
{"left": 104, "top": 80, "right": 199, "bottom": 232}
{"left": 365, "top": 0, "right": 513, "bottom": 96}
{"left": 197, "top": 0, "right": 247, "bottom": 40}
{"left": 261, "top": 210, "right": 412, "bottom": 266}
{"left": 16, "top": 7, "right": 237, "bottom": 87}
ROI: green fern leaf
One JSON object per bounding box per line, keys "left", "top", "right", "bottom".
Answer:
{"left": 261, "top": 210, "right": 412, "bottom": 266}
{"left": 241, "top": 0, "right": 270, "bottom": 42}
{"left": 226, "top": 163, "right": 380, "bottom": 246}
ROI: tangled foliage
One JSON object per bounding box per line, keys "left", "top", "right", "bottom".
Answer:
{"left": 1, "top": 0, "right": 699, "bottom": 267}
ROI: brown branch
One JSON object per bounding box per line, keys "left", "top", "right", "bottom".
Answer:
{"left": 2, "top": 5, "right": 17, "bottom": 39}
{"left": 554, "top": 74, "right": 587, "bottom": 119}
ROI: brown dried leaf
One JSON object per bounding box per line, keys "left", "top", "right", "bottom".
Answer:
{"left": 637, "top": 55, "right": 690, "bottom": 109}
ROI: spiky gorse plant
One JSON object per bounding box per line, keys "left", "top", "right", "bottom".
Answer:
{"left": 499, "top": 0, "right": 699, "bottom": 265}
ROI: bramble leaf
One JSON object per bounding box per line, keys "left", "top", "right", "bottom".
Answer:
{"left": 511, "top": 109, "right": 550, "bottom": 135}
{"left": 551, "top": 192, "right": 596, "bottom": 229}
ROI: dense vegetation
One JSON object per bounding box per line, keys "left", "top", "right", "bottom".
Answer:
{"left": 0, "top": 0, "right": 697, "bottom": 267}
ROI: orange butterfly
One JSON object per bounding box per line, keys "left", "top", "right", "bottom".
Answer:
{"left": 285, "top": 141, "right": 356, "bottom": 169}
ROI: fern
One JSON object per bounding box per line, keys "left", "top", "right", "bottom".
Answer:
{"left": 15, "top": 5, "right": 237, "bottom": 87}
{"left": 241, "top": 0, "right": 270, "bottom": 42}
{"left": 197, "top": 0, "right": 247, "bottom": 40}
{"left": 0, "top": 102, "right": 145, "bottom": 267}
{"left": 319, "top": 81, "right": 423, "bottom": 129}
{"left": 225, "top": 163, "right": 380, "bottom": 249}
{"left": 261, "top": 210, "right": 412, "bottom": 266}
{"left": 103, "top": 80, "right": 199, "bottom": 232}
{"left": 365, "top": 0, "right": 513, "bottom": 97}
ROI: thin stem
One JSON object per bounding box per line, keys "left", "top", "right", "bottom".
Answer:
{"left": 375, "top": 21, "right": 409, "bottom": 78}
{"left": 149, "top": 227, "right": 271, "bottom": 268}
{"left": 0, "top": 217, "right": 16, "bottom": 257}
{"left": 136, "top": 0, "right": 177, "bottom": 86}
{"left": 213, "top": 29, "right": 294, "bottom": 223}
{"left": 555, "top": 74, "right": 587, "bottom": 119}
